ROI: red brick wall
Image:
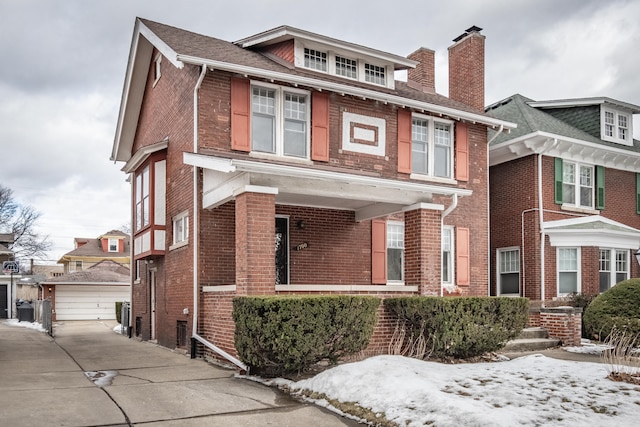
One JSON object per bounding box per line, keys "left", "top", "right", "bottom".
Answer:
{"left": 539, "top": 308, "right": 582, "bottom": 346}
{"left": 404, "top": 208, "right": 441, "bottom": 295}
{"left": 448, "top": 32, "right": 484, "bottom": 112}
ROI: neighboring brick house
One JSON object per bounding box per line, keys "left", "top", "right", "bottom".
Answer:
{"left": 110, "top": 18, "right": 514, "bottom": 363}
{"left": 488, "top": 94, "right": 640, "bottom": 301}
{"left": 43, "top": 231, "right": 131, "bottom": 320}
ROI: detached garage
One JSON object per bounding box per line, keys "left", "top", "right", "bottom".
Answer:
{"left": 55, "top": 284, "right": 130, "bottom": 320}
{"left": 44, "top": 260, "right": 131, "bottom": 321}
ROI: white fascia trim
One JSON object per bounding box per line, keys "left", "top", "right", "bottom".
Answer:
{"left": 138, "top": 21, "right": 183, "bottom": 69}
{"left": 203, "top": 285, "right": 237, "bottom": 292}
{"left": 543, "top": 215, "right": 640, "bottom": 233}
{"left": 122, "top": 139, "right": 169, "bottom": 173}
{"left": 42, "top": 282, "right": 130, "bottom": 286}
{"left": 177, "top": 55, "right": 515, "bottom": 130}
{"left": 183, "top": 152, "right": 236, "bottom": 172}
{"left": 402, "top": 202, "right": 445, "bottom": 212}
{"left": 233, "top": 185, "right": 279, "bottom": 197}
{"left": 234, "top": 158, "right": 473, "bottom": 197}
{"left": 546, "top": 230, "right": 640, "bottom": 249}
{"left": 528, "top": 97, "right": 640, "bottom": 113}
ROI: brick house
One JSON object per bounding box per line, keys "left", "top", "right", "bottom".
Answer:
{"left": 110, "top": 18, "right": 514, "bottom": 364}
{"left": 488, "top": 94, "right": 640, "bottom": 301}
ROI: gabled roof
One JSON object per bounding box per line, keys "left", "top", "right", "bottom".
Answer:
{"left": 528, "top": 97, "right": 640, "bottom": 114}
{"left": 543, "top": 215, "right": 640, "bottom": 249}
{"left": 487, "top": 94, "right": 640, "bottom": 171}
{"left": 112, "top": 18, "right": 515, "bottom": 163}
{"left": 57, "top": 231, "right": 130, "bottom": 264}
{"left": 43, "top": 260, "right": 130, "bottom": 284}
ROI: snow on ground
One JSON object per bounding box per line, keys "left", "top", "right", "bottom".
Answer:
{"left": 3, "top": 319, "right": 46, "bottom": 333}
{"left": 285, "top": 354, "right": 640, "bottom": 426}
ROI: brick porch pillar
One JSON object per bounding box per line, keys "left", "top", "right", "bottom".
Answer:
{"left": 403, "top": 203, "right": 444, "bottom": 296}
{"left": 235, "top": 188, "right": 277, "bottom": 296}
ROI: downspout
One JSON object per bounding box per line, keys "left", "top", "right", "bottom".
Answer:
{"left": 538, "top": 138, "right": 558, "bottom": 303}
{"left": 487, "top": 124, "right": 505, "bottom": 297}
{"left": 440, "top": 194, "right": 458, "bottom": 296}
{"left": 190, "top": 64, "right": 248, "bottom": 372}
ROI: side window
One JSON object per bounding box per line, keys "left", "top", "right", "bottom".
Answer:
{"left": 557, "top": 247, "right": 580, "bottom": 295}
{"left": 498, "top": 248, "right": 520, "bottom": 295}
{"left": 386, "top": 221, "right": 404, "bottom": 283}
{"left": 171, "top": 211, "right": 189, "bottom": 247}
{"left": 442, "top": 227, "right": 453, "bottom": 285}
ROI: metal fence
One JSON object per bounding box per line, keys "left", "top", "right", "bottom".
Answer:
{"left": 36, "top": 299, "right": 53, "bottom": 336}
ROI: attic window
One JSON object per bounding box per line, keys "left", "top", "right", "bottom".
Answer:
{"left": 108, "top": 238, "right": 119, "bottom": 252}
{"left": 602, "top": 107, "right": 632, "bottom": 145}
{"left": 153, "top": 53, "right": 162, "bottom": 86}
{"left": 335, "top": 55, "right": 357, "bottom": 79}
{"left": 364, "top": 63, "right": 386, "bottom": 85}
{"left": 304, "top": 48, "right": 327, "bottom": 71}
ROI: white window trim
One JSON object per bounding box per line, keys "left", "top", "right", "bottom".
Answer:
{"left": 442, "top": 226, "right": 454, "bottom": 287}
{"left": 411, "top": 113, "right": 455, "bottom": 179}
{"left": 108, "top": 238, "right": 119, "bottom": 253}
{"left": 601, "top": 107, "right": 632, "bottom": 146}
{"left": 386, "top": 220, "right": 404, "bottom": 285}
{"left": 556, "top": 247, "right": 581, "bottom": 296}
{"left": 293, "top": 40, "right": 395, "bottom": 89}
{"left": 497, "top": 247, "right": 520, "bottom": 296}
{"left": 250, "top": 81, "right": 311, "bottom": 160}
{"left": 561, "top": 160, "right": 594, "bottom": 210}
{"left": 170, "top": 210, "right": 189, "bottom": 250}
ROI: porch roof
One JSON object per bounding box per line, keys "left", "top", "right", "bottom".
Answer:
{"left": 543, "top": 215, "right": 640, "bottom": 249}
{"left": 184, "top": 152, "right": 470, "bottom": 221}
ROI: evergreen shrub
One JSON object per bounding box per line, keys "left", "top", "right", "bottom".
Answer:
{"left": 384, "top": 296, "right": 529, "bottom": 359}
{"left": 233, "top": 295, "right": 380, "bottom": 376}
{"left": 583, "top": 278, "right": 640, "bottom": 340}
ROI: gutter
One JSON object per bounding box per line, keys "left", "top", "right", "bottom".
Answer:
{"left": 190, "top": 64, "right": 248, "bottom": 372}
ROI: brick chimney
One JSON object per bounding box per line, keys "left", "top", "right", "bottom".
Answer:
{"left": 448, "top": 26, "right": 485, "bottom": 111}
{"left": 407, "top": 47, "right": 435, "bottom": 93}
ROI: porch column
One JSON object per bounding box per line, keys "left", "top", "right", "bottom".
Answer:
{"left": 403, "top": 203, "right": 443, "bottom": 296}
{"left": 235, "top": 188, "right": 277, "bottom": 295}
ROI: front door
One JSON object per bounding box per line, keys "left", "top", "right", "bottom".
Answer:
{"left": 0, "top": 284, "right": 7, "bottom": 319}
{"left": 150, "top": 270, "right": 157, "bottom": 340}
{"left": 275, "top": 217, "right": 289, "bottom": 285}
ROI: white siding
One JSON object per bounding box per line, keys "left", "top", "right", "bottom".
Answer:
{"left": 55, "top": 285, "right": 130, "bottom": 320}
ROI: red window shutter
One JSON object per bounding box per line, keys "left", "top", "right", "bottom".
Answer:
{"left": 456, "top": 227, "right": 470, "bottom": 286}
{"left": 118, "top": 239, "right": 124, "bottom": 253}
{"left": 397, "top": 109, "right": 412, "bottom": 174}
{"left": 230, "top": 77, "right": 250, "bottom": 152}
{"left": 371, "top": 219, "right": 387, "bottom": 284}
{"left": 455, "top": 122, "right": 469, "bottom": 182}
{"left": 311, "top": 92, "right": 330, "bottom": 161}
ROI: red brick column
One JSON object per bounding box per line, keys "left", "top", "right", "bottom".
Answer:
{"left": 540, "top": 307, "right": 582, "bottom": 346}
{"left": 403, "top": 204, "right": 442, "bottom": 296}
{"left": 235, "top": 190, "right": 276, "bottom": 295}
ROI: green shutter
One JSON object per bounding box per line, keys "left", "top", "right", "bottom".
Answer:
{"left": 596, "top": 166, "right": 605, "bottom": 210}
{"left": 637, "top": 173, "right": 640, "bottom": 214}
{"left": 554, "top": 158, "right": 563, "bottom": 205}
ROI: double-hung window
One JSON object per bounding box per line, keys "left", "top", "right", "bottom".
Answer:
{"left": 498, "top": 248, "right": 520, "bottom": 295}
{"left": 411, "top": 114, "right": 453, "bottom": 178}
{"left": 251, "top": 84, "right": 309, "bottom": 159}
{"left": 304, "top": 48, "right": 327, "bottom": 71}
{"left": 557, "top": 247, "right": 580, "bottom": 295}
{"left": 135, "top": 165, "right": 150, "bottom": 231}
{"left": 108, "top": 238, "right": 118, "bottom": 252}
{"left": 599, "top": 249, "right": 628, "bottom": 292}
{"left": 172, "top": 211, "right": 189, "bottom": 247}
{"left": 387, "top": 222, "right": 404, "bottom": 282}
{"left": 562, "top": 161, "right": 593, "bottom": 209}
{"left": 442, "top": 227, "right": 453, "bottom": 285}
{"left": 364, "top": 63, "right": 386, "bottom": 85}
{"left": 602, "top": 108, "right": 632, "bottom": 145}
{"left": 335, "top": 55, "right": 357, "bottom": 79}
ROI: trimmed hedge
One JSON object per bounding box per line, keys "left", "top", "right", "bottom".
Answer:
{"left": 233, "top": 295, "right": 380, "bottom": 376}
{"left": 384, "top": 296, "right": 529, "bottom": 359}
{"left": 583, "top": 278, "right": 640, "bottom": 340}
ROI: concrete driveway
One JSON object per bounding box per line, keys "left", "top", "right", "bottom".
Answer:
{"left": 0, "top": 320, "right": 359, "bottom": 426}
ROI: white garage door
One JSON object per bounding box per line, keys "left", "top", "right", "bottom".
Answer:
{"left": 55, "top": 285, "right": 130, "bottom": 320}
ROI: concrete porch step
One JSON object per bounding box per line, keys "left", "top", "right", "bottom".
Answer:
{"left": 502, "top": 337, "right": 561, "bottom": 352}
{"left": 518, "top": 327, "right": 550, "bottom": 340}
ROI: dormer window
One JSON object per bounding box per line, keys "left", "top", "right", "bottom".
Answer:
{"left": 364, "top": 63, "right": 386, "bottom": 85}
{"left": 108, "top": 238, "right": 119, "bottom": 252}
{"left": 602, "top": 108, "right": 632, "bottom": 145}
{"left": 304, "top": 48, "right": 327, "bottom": 71}
{"left": 335, "top": 55, "right": 357, "bottom": 79}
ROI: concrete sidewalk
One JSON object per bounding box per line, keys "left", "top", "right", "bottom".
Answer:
{"left": 0, "top": 320, "right": 358, "bottom": 426}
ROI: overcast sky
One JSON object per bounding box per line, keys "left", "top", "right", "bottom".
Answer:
{"left": 1, "top": 0, "right": 639, "bottom": 264}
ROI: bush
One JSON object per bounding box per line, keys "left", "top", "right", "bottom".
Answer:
{"left": 583, "top": 278, "right": 640, "bottom": 340}
{"left": 233, "top": 295, "right": 380, "bottom": 376}
{"left": 385, "top": 296, "right": 529, "bottom": 359}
